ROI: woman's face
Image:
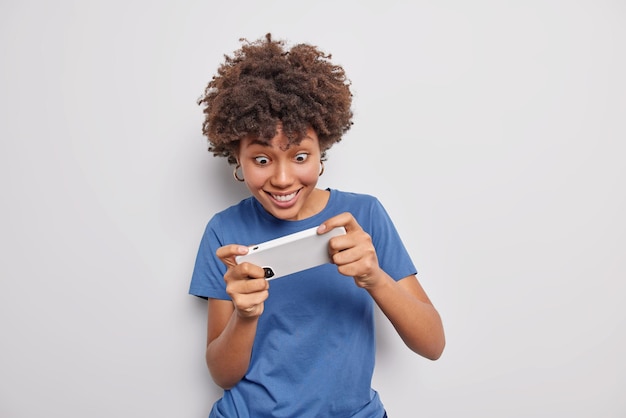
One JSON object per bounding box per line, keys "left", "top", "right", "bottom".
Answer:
{"left": 237, "top": 127, "right": 324, "bottom": 221}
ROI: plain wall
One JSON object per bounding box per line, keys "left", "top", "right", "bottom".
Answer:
{"left": 1, "top": 1, "right": 624, "bottom": 417}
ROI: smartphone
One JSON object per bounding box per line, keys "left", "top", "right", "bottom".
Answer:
{"left": 235, "top": 226, "right": 347, "bottom": 280}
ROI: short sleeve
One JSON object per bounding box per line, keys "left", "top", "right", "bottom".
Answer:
{"left": 188, "top": 219, "right": 230, "bottom": 300}
{"left": 367, "top": 198, "right": 417, "bottom": 281}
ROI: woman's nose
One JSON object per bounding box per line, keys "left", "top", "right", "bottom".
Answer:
{"left": 270, "top": 162, "right": 293, "bottom": 187}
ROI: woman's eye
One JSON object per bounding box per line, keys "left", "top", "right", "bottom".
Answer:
{"left": 295, "top": 153, "right": 309, "bottom": 162}
{"left": 255, "top": 156, "right": 269, "bottom": 165}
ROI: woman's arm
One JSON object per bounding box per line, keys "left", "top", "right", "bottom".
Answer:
{"left": 205, "top": 245, "right": 270, "bottom": 389}
{"left": 205, "top": 299, "right": 259, "bottom": 389}
{"left": 319, "top": 213, "right": 445, "bottom": 360}
{"left": 364, "top": 273, "right": 445, "bottom": 359}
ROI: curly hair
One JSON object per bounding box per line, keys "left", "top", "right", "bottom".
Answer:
{"left": 198, "top": 33, "right": 354, "bottom": 165}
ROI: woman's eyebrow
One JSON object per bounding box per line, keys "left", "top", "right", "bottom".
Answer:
{"left": 246, "top": 139, "right": 271, "bottom": 147}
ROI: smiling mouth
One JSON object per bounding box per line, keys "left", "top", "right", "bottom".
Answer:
{"left": 268, "top": 190, "right": 299, "bottom": 203}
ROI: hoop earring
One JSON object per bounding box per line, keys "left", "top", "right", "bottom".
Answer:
{"left": 319, "top": 161, "right": 325, "bottom": 176}
{"left": 233, "top": 164, "right": 245, "bottom": 182}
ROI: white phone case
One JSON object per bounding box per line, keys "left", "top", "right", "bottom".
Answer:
{"left": 235, "top": 226, "right": 347, "bottom": 280}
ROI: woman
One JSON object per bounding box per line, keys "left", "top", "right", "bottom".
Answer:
{"left": 189, "top": 33, "right": 445, "bottom": 418}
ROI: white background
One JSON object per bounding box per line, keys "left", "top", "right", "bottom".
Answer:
{"left": 1, "top": 1, "right": 625, "bottom": 417}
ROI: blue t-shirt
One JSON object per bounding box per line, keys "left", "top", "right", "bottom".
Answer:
{"left": 190, "top": 189, "right": 417, "bottom": 418}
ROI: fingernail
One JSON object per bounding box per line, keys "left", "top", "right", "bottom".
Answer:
{"left": 317, "top": 224, "right": 326, "bottom": 233}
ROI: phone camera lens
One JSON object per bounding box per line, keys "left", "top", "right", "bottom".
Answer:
{"left": 263, "top": 267, "right": 275, "bottom": 279}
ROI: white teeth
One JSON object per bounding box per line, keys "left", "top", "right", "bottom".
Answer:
{"left": 272, "top": 191, "right": 297, "bottom": 202}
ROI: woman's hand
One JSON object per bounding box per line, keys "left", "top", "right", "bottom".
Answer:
{"left": 318, "top": 212, "right": 385, "bottom": 289}
{"left": 216, "top": 244, "right": 270, "bottom": 318}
